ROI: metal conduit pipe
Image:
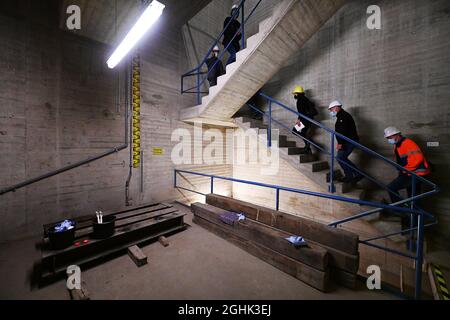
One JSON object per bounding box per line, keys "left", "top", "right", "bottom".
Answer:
{"left": 0, "top": 66, "right": 130, "bottom": 197}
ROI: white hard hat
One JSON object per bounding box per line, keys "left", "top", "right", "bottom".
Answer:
{"left": 384, "top": 127, "right": 401, "bottom": 138}
{"left": 328, "top": 100, "right": 343, "bottom": 110}
{"left": 232, "top": 4, "right": 239, "bottom": 10}
{"left": 213, "top": 45, "right": 220, "bottom": 52}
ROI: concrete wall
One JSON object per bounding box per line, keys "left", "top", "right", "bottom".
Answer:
{"left": 253, "top": 0, "right": 450, "bottom": 251}
{"left": 0, "top": 1, "right": 231, "bottom": 242}
{"left": 182, "top": 0, "right": 233, "bottom": 70}
{"left": 0, "top": 12, "right": 131, "bottom": 241}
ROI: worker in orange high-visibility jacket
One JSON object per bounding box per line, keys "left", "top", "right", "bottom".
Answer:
{"left": 384, "top": 127, "right": 431, "bottom": 205}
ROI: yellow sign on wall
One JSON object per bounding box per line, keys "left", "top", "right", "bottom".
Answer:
{"left": 152, "top": 147, "right": 164, "bottom": 156}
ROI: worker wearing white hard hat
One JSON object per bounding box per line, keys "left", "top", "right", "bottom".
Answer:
{"left": 205, "top": 45, "right": 225, "bottom": 87}
{"left": 223, "top": 4, "right": 242, "bottom": 66}
{"left": 384, "top": 126, "right": 431, "bottom": 211}
{"left": 328, "top": 100, "right": 364, "bottom": 184}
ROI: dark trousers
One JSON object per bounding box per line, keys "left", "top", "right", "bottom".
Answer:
{"left": 387, "top": 174, "right": 423, "bottom": 204}
{"left": 336, "top": 144, "right": 363, "bottom": 180}
{"left": 292, "top": 123, "right": 313, "bottom": 150}
{"left": 208, "top": 77, "right": 217, "bottom": 87}
{"left": 226, "top": 44, "right": 238, "bottom": 65}
{"left": 387, "top": 174, "right": 424, "bottom": 237}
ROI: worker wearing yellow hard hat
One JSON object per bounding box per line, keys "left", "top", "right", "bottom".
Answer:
{"left": 291, "top": 85, "right": 318, "bottom": 154}
{"left": 292, "top": 86, "right": 305, "bottom": 95}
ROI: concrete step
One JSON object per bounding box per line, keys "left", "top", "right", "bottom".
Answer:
{"left": 371, "top": 220, "right": 407, "bottom": 243}
{"left": 180, "top": 0, "right": 347, "bottom": 122}
{"left": 287, "top": 154, "right": 319, "bottom": 165}
{"left": 279, "top": 139, "right": 297, "bottom": 148}
{"left": 361, "top": 211, "right": 382, "bottom": 223}
{"left": 299, "top": 154, "right": 318, "bottom": 163}
{"left": 258, "top": 16, "right": 273, "bottom": 33}
{"left": 246, "top": 33, "right": 262, "bottom": 49}
{"left": 311, "top": 169, "right": 344, "bottom": 184}
{"left": 335, "top": 182, "right": 353, "bottom": 194}
{"left": 286, "top": 147, "right": 305, "bottom": 155}
{"left": 309, "top": 161, "right": 329, "bottom": 173}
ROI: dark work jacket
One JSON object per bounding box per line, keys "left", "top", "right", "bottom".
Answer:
{"left": 205, "top": 56, "right": 225, "bottom": 82}
{"left": 222, "top": 17, "right": 241, "bottom": 50}
{"left": 296, "top": 95, "right": 317, "bottom": 126}
{"left": 335, "top": 109, "right": 359, "bottom": 145}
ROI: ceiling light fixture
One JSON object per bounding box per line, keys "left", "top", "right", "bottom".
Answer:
{"left": 107, "top": 0, "right": 165, "bottom": 69}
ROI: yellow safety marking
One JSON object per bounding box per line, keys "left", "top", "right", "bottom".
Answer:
{"left": 433, "top": 265, "right": 450, "bottom": 301}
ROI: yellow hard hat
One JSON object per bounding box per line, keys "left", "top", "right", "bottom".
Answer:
{"left": 292, "top": 86, "right": 305, "bottom": 95}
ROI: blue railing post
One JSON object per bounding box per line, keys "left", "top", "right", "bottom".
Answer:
{"left": 268, "top": 101, "right": 272, "bottom": 148}
{"left": 174, "top": 170, "right": 177, "bottom": 188}
{"left": 181, "top": 75, "right": 183, "bottom": 94}
{"left": 241, "top": 1, "right": 245, "bottom": 49}
{"left": 276, "top": 188, "right": 280, "bottom": 211}
{"left": 196, "top": 71, "right": 201, "bottom": 105}
{"left": 211, "top": 176, "right": 214, "bottom": 194}
{"left": 409, "top": 176, "right": 417, "bottom": 251}
{"left": 329, "top": 133, "right": 336, "bottom": 193}
{"left": 415, "top": 209, "right": 424, "bottom": 300}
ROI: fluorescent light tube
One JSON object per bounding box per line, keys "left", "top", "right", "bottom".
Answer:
{"left": 107, "top": 0, "right": 165, "bottom": 69}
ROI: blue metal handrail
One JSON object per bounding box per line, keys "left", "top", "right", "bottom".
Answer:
{"left": 250, "top": 93, "right": 438, "bottom": 222}
{"left": 174, "top": 169, "right": 437, "bottom": 299}
{"left": 246, "top": 101, "right": 430, "bottom": 210}
{"left": 258, "top": 92, "right": 437, "bottom": 190}
{"left": 181, "top": 0, "right": 264, "bottom": 105}
{"left": 241, "top": 93, "right": 439, "bottom": 300}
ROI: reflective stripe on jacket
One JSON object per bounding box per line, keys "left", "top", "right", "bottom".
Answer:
{"left": 394, "top": 138, "right": 431, "bottom": 176}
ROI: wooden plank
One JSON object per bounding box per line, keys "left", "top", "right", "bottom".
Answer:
{"left": 43, "top": 203, "right": 169, "bottom": 236}
{"left": 128, "top": 245, "right": 148, "bottom": 267}
{"left": 331, "top": 267, "right": 358, "bottom": 290}
{"left": 74, "top": 207, "right": 179, "bottom": 239}
{"left": 69, "top": 282, "right": 90, "bottom": 300}
{"left": 42, "top": 211, "right": 185, "bottom": 260}
{"left": 205, "top": 194, "right": 359, "bottom": 255}
{"left": 40, "top": 223, "right": 187, "bottom": 281}
{"left": 306, "top": 239, "right": 359, "bottom": 274}
{"left": 193, "top": 216, "right": 330, "bottom": 292}
{"left": 205, "top": 194, "right": 259, "bottom": 220}
{"left": 193, "top": 203, "right": 328, "bottom": 271}
{"left": 196, "top": 201, "right": 359, "bottom": 274}
{"left": 158, "top": 236, "right": 169, "bottom": 247}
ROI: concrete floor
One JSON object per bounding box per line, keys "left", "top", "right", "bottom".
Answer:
{"left": 0, "top": 203, "right": 400, "bottom": 300}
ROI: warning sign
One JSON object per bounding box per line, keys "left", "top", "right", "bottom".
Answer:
{"left": 152, "top": 147, "right": 164, "bottom": 156}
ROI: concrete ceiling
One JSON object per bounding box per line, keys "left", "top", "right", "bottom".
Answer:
{"left": 59, "top": 0, "right": 212, "bottom": 45}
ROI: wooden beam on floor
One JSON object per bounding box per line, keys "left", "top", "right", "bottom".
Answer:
{"left": 192, "top": 215, "right": 330, "bottom": 292}
{"left": 128, "top": 245, "right": 148, "bottom": 267}
{"left": 158, "top": 236, "right": 170, "bottom": 247}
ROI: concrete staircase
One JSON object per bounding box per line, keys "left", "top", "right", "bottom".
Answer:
{"left": 180, "top": 0, "right": 348, "bottom": 126}
{"left": 234, "top": 116, "right": 408, "bottom": 244}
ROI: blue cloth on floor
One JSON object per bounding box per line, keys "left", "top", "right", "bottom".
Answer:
{"left": 219, "top": 212, "right": 246, "bottom": 226}
{"left": 54, "top": 220, "right": 75, "bottom": 233}
{"left": 285, "top": 235, "right": 307, "bottom": 247}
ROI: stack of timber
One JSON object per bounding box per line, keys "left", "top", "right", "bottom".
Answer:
{"left": 40, "top": 203, "right": 186, "bottom": 283}
{"left": 192, "top": 194, "right": 360, "bottom": 292}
